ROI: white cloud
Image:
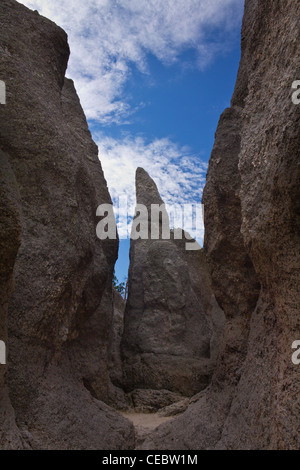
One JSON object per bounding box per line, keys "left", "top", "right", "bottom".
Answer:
{"left": 96, "top": 134, "right": 207, "bottom": 239}
{"left": 18, "top": 0, "right": 243, "bottom": 243}
{"left": 19, "top": 0, "right": 244, "bottom": 124}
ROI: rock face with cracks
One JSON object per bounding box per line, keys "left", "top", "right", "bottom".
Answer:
{"left": 0, "top": 150, "right": 23, "bottom": 449}
{"left": 0, "top": 0, "right": 134, "bottom": 450}
{"left": 121, "top": 167, "right": 225, "bottom": 397}
{"left": 141, "top": 0, "right": 300, "bottom": 450}
{"left": 1, "top": 0, "right": 299, "bottom": 451}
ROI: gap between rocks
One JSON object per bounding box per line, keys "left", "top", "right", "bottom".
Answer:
{"left": 120, "top": 412, "right": 175, "bottom": 449}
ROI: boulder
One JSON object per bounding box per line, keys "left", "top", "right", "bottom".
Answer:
{"left": 129, "top": 389, "right": 183, "bottom": 413}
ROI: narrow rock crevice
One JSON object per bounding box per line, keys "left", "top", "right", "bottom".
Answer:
{"left": 0, "top": 0, "right": 299, "bottom": 451}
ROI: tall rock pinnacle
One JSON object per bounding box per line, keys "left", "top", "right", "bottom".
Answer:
{"left": 135, "top": 167, "right": 165, "bottom": 208}
{"left": 121, "top": 168, "right": 225, "bottom": 397}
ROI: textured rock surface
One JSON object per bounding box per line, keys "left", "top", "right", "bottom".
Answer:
{"left": 0, "top": 0, "right": 134, "bottom": 449}
{"left": 121, "top": 412, "right": 173, "bottom": 450}
{"left": 107, "top": 289, "right": 130, "bottom": 409}
{"left": 0, "top": 150, "right": 24, "bottom": 449}
{"left": 158, "top": 398, "right": 190, "bottom": 418}
{"left": 122, "top": 168, "right": 225, "bottom": 397}
{"left": 141, "top": 0, "right": 300, "bottom": 450}
{"left": 109, "top": 290, "right": 125, "bottom": 391}
{"left": 203, "top": 106, "right": 260, "bottom": 319}
{"left": 129, "top": 389, "right": 183, "bottom": 413}
{"left": 224, "top": 0, "right": 300, "bottom": 449}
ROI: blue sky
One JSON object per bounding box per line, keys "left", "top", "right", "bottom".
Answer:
{"left": 20, "top": 0, "right": 244, "bottom": 283}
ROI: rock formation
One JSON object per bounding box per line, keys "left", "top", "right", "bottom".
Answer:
{"left": 121, "top": 167, "right": 225, "bottom": 397}
{"left": 0, "top": 0, "right": 134, "bottom": 449}
{"left": 1, "top": 0, "right": 299, "bottom": 451}
{"left": 141, "top": 0, "right": 300, "bottom": 450}
{"left": 107, "top": 289, "right": 130, "bottom": 409}
{"left": 0, "top": 150, "right": 24, "bottom": 449}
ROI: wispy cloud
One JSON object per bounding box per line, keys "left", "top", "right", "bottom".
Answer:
{"left": 18, "top": 0, "right": 242, "bottom": 243}
{"left": 19, "top": 0, "right": 244, "bottom": 124}
{"left": 96, "top": 134, "right": 207, "bottom": 238}
{"left": 97, "top": 134, "right": 207, "bottom": 204}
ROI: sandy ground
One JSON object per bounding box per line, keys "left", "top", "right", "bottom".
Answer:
{"left": 121, "top": 412, "right": 173, "bottom": 448}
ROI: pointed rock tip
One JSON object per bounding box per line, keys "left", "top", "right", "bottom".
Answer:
{"left": 135, "top": 167, "right": 164, "bottom": 206}
{"left": 135, "top": 167, "right": 149, "bottom": 179}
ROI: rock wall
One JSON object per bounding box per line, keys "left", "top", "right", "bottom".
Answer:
{"left": 0, "top": 0, "right": 134, "bottom": 449}
{"left": 0, "top": 150, "right": 23, "bottom": 449}
{"left": 107, "top": 289, "right": 130, "bottom": 409}
{"left": 1, "top": 0, "right": 298, "bottom": 451}
{"left": 141, "top": 0, "right": 300, "bottom": 450}
{"left": 122, "top": 168, "right": 225, "bottom": 397}
{"left": 223, "top": 0, "right": 300, "bottom": 449}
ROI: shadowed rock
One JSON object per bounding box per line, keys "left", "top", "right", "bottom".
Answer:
{"left": 121, "top": 168, "right": 225, "bottom": 397}
{"left": 141, "top": 0, "right": 300, "bottom": 450}
{"left": 0, "top": 150, "right": 23, "bottom": 449}
{"left": 0, "top": 0, "right": 134, "bottom": 450}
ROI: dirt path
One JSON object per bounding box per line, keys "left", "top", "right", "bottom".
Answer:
{"left": 121, "top": 412, "right": 173, "bottom": 449}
